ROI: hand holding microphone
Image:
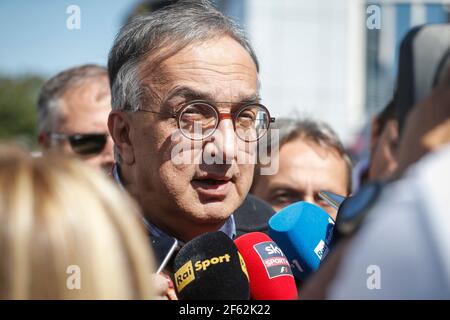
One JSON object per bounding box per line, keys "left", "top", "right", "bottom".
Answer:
{"left": 151, "top": 273, "right": 178, "bottom": 300}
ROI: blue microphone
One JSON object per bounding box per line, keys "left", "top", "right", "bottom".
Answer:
{"left": 268, "top": 201, "right": 335, "bottom": 281}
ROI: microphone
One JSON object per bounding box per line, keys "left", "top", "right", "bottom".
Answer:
{"left": 234, "top": 232, "right": 298, "bottom": 300}
{"left": 268, "top": 201, "right": 335, "bottom": 281}
{"left": 173, "top": 231, "right": 250, "bottom": 300}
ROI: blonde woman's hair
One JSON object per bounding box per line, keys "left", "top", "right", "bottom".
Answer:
{"left": 0, "top": 144, "right": 156, "bottom": 299}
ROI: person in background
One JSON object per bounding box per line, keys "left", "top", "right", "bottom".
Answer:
{"left": 0, "top": 144, "right": 158, "bottom": 299}
{"left": 251, "top": 118, "right": 352, "bottom": 220}
{"left": 367, "top": 98, "right": 399, "bottom": 182}
{"left": 37, "top": 64, "right": 114, "bottom": 173}
{"left": 0, "top": 144, "right": 159, "bottom": 299}
{"left": 350, "top": 98, "right": 399, "bottom": 193}
{"left": 302, "top": 51, "right": 450, "bottom": 300}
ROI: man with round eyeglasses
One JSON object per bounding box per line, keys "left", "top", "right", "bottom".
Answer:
{"left": 37, "top": 64, "right": 115, "bottom": 173}
{"left": 107, "top": 1, "right": 275, "bottom": 246}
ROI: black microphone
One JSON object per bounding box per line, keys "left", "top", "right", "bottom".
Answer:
{"left": 234, "top": 194, "right": 276, "bottom": 237}
{"left": 173, "top": 231, "right": 250, "bottom": 300}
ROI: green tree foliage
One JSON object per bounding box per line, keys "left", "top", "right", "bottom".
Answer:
{"left": 0, "top": 75, "right": 44, "bottom": 148}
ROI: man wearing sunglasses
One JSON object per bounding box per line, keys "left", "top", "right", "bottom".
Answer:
{"left": 37, "top": 64, "right": 114, "bottom": 173}
{"left": 107, "top": 0, "right": 275, "bottom": 247}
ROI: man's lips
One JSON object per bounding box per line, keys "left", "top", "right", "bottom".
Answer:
{"left": 191, "top": 175, "right": 233, "bottom": 198}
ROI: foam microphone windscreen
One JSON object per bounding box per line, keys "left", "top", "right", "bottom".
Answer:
{"left": 234, "top": 232, "right": 298, "bottom": 300}
{"left": 268, "top": 201, "right": 335, "bottom": 281}
{"left": 173, "top": 231, "right": 250, "bottom": 300}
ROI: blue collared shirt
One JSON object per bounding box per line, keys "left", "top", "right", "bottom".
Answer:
{"left": 112, "top": 165, "right": 236, "bottom": 245}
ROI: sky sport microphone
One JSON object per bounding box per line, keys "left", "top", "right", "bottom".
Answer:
{"left": 173, "top": 231, "right": 250, "bottom": 300}
{"left": 234, "top": 232, "right": 298, "bottom": 300}
{"left": 268, "top": 201, "right": 335, "bottom": 281}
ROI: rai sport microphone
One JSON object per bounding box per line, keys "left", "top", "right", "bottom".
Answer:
{"left": 268, "top": 201, "right": 335, "bottom": 281}
{"left": 234, "top": 232, "right": 298, "bottom": 300}
{"left": 173, "top": 231, "right": 250, "bottom": 300}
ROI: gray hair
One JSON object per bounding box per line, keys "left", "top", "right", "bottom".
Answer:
{"left": 37, "top": 64, "right": 108, "bottom": 133}
{"left": 260, "top": 118, "right": 353, "bottom": 194}
{"left": 108, "top": 0, "right": 259, "bottom": 113}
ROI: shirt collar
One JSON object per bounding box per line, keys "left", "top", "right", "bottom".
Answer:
{"left": 111, "top": 164, "right": 236, "bottom": 244}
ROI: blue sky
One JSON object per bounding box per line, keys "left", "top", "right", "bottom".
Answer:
{"left": 0, "top": 0, "right": 141, "bottom": 78}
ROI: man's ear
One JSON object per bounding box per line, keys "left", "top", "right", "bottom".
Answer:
{"left": 108, "top": 111, "right": 135, "bottom": 165}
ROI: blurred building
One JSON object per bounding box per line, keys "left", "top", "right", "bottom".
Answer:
{"left": 215, "top": 0, "right": 450, "bottom": 150}
{"left": 365, "top": 1, "right": 450, "bottom": 117}
{"left": 127, "top": 0, "right": 449, "bottom": 154}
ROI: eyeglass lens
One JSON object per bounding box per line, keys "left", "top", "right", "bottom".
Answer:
{"left": 178, "top": 102, "right": 270, "bottom": 142}
{"left": 68, "top": 134, "right": 107, "bottom": 156}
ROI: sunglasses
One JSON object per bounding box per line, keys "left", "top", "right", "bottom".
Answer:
{"left": 50, "top": 133, "right": 109, "bottom": 156}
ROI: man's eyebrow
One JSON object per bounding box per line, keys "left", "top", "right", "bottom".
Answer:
{"left": 164, "top": 86, "right": 213, "bottom": 103}
{"left": 239, "top": 93, "right": 261, "bottom": 104}
{"left": 268, "top": 184, "right": 303, "bottom": 196}
{"left": 163, "top": 86, "right": 260, "bottom": 105}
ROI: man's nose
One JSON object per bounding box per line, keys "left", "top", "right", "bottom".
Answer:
{"left": 303, "top": 194, "right": 316, "bottom": 205}
{"left": 211, "top": 116, "right": 237, "bottom": 164}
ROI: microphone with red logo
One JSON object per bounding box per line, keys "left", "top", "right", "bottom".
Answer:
{"left": 234, "top": 232, "right": 298, "bottom": 300}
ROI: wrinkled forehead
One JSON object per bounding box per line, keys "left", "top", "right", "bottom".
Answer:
{"left": 54, "top": 78, "right": 111, "bottom": 129}
{"left": 139, "top": 36, "right": 259, "bottom": 104}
